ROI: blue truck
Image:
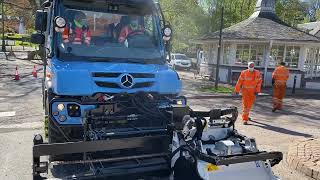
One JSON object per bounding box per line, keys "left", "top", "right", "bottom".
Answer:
{"left": 31, "top": 0, "right": 283, "bottom": 179}
{"left": 31, "top": 0, "right": 187, "bottom": 179}
{"left": 34, "top": 0, "right": 181, "bottom": 141}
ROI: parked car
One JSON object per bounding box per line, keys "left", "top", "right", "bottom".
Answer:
{"left": 169, "top": 53, "right": 192, "bottom": 70}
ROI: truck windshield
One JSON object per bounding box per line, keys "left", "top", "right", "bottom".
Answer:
{"left": 56, "top": 1, "right": 164, "bottom": 63}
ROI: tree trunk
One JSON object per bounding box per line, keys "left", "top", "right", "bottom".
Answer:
{"left": 241, "top": 0, "right": 245, "bottom": 21}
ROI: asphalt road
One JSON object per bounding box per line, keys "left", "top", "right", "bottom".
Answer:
{"left": 0, "top": 62, "right": 319, "bottom": 180}
{"left": 0, "top": 57, "right": 43, "bottom": 180}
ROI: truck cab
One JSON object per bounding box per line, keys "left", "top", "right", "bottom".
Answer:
{"left": 32, "top": 0, "right": 183, "bottom": 158}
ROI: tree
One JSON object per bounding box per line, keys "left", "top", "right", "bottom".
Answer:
{"left": 307, "top": 0, "right": 320, "bottom": 21}
{"left": 276, "top": 0, "right": 308, "bottom": 26}
{"left": 159, "top": 0, "right": 210, "bottom": 53}
{"left": 155, "top": 0, "right": 316, "bottom": 54}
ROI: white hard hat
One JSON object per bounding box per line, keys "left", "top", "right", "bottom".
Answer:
{"left": 248, "top": 61, "right": 255, "bottom": 68}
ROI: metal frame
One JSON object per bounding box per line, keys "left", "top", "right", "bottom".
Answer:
{"left": 33, "top": 135, "right": 170, "bottom": 179}
{"left": 203, "top": 151, "right": 283, "bottom": 166}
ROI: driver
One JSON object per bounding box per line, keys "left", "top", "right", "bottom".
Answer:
{"left": 62, "top": 11, "right": 92, "bottom": 45}
{"left": 118, "top": 15, "right": 144, "bottom": 43}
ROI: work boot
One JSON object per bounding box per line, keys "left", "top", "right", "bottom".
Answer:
{"left": 243, "top": 121, "right": 248, "bottom": 125}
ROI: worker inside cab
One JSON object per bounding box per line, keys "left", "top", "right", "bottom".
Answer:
{"left": 105, "top": 14, "right": 125, "bottom": 43}
{"left": 62, "top": 11, "right": 92, "bottom": 45}
{"left": 56, "top": 4, "right": 161, "bottom": 62}
{"left": 118, "top": 15, "right": 145, "bottom": 46}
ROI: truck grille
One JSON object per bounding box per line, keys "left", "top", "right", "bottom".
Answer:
{"left": 95, "top": 82, "right": 120, "bottom": 88}
{"left": 93, "top": 73, "right": 155, "bottom": 78}
{"left": 93, "top": 72, "right": 155, "bottom": 89}
{"left": 95, "top": 81, "right": 154, "bottom": 89}
{"left": 92, "top": 73, "right": 121, "bottom": 78}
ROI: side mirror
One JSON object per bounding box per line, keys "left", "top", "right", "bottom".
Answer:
{"left": 35, "top": 10, "right": 48, "bottom": 32}
{"left": 31, "top": 33, "right": 45, "bottom": 45}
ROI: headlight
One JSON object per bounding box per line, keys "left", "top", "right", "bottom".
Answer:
{"left": 176, "top": 100, "right": 183, "bottom": 105}
{"left": 57, "top": 103, "right": 65, "bottom": 111}
{"left": 67, "top": 104, "right": 81, "bottom": 117}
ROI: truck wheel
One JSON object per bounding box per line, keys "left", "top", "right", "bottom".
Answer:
{"left": 173, "top": 156, "right": 201, "bottom": 180}
{"left": 48, "top": 119, "right": 83, "bottom": 162}
{"left": 48, "top": 118, "right": 68, "bottom": 162}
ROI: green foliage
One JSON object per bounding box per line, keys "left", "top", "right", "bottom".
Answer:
{"left": 159, "top": 0, "right": 210, "bottom": 53}
{"left": 275, "top": 0, "right": 307, "bottom": 26}
{"left": 307, "top": 0, "right": 320, "bottom": 21}
{"left": 199, "top": 85, "right": 233, "bottom": 94}
{"left": 44, "top": 117, "right": 48, "bottom": 138}
{"left": 316, "top": 9, "right": 320, "bottom": 21}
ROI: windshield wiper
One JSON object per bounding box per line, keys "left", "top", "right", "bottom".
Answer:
{"left": 88, "top": 57, "right": 116, "bottom": 62}
{"left": 126, "top": 58, "right": 163, "bottom": 64}
{"left": 89, "top": 57, "right": 163, "bottom": 64}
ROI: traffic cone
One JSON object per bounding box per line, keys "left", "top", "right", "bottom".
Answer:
{"left": 14, "top": 66, "right": 20, "bottom": 81}
{"left": 32, "top": 65, "right": 37, "bottom": 78}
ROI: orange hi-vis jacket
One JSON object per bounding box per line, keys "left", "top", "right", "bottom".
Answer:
{"left": 62, "top": 22, "right": 92, "bottom": 45}
{"left": 272, "top": 66, "right": 289, "bottom": 86}
{"left": 235, "top": 69, "right": 262, "bottom": 121}
{"left": 235, "top": 69, "right": 262, "bottom": 94}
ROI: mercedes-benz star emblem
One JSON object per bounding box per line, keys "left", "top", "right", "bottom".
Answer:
{"left": 120, "top": 74, "right": 134, "bottom": 88}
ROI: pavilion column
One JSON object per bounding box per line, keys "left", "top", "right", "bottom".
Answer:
{"left": 299, "top": 46, "right": 307, "bottom": 71}
{"left": 229, "top": 44, "right": 237, "bottom": 65}
{"left": 228, "top": 44, "right": 237, "bottom": 83}
{"left": 263, "top": 40, "right": 273, "bottom": 87}
{"left": 209, "top": 43, "right": 214, "bottom": 79}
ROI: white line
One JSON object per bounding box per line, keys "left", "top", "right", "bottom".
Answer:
{"left": 0, "top": 122, "right": 42, "bottom": 129}
{"left": 0, "top": 111, "right": 16, "bottom": 117}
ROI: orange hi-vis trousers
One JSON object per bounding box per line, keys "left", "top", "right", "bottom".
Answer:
{"left": 241, "top": 89, "right": 256, "bottom": 122}
{"left": 272, "top": 65, "right": 289, "bottom": 110}
{"left": 273, "top": 82, "right": 286, "bottom": 110}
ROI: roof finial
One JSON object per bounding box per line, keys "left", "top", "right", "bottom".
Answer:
{"left": 255, "top": 0, "right": 275, "bottom": 13}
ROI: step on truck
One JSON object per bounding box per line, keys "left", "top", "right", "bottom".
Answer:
{"left": 31, "top": 0, "right": 283, "bottom": 179}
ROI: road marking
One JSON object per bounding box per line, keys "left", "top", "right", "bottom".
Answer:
{"left": 0, "top": 111, "right": 16, "bottom": 117}
{"left": 0, "top": 122, "right": 42, "bottom": 129}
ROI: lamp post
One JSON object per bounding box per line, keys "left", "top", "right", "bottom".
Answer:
{"left": 215, "top": 6, "right": 224, "bottom": 89}
{"left": 1, "top": 0, "right": 5, "bottom": 52}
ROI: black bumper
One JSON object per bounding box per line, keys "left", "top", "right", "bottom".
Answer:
{"left": 33, "top": 134, "right": 171, "bottom": 179}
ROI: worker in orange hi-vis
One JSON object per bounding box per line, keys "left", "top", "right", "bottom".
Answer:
{"left": 272, "top": 62, "right": 289, "bottom": 112}
{"left": 234, "top": 62, "right": 262, "bottom": 125}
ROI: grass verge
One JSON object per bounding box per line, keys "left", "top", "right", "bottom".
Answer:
{"left": 44, "top": 117, "right": 48, "bottom": 139}
{"left": 199, "top": 86, "right": 233, "bottom": 94}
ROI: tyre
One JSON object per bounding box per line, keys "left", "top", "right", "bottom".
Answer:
{"left": 48, "top": 118, "right": 69, "bottom": 162}
{"left": 173, "top": 156, "right": 201, "bottom": 180}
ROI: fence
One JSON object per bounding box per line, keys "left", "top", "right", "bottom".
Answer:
{"left": 0, "top": 34, "right": 42, "bottom": 60}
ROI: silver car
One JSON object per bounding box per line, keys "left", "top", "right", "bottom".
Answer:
{"left": 169, "top": 53, "right": 192, "bottom": 70}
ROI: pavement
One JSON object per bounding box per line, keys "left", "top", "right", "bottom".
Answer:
{"left": 0, "top": 60, "right": 319, "bottom": 180}
{"left": 287, "top": 139, "right": 320, "bottom": 180}
{"left": 0, "top": 55, "right": 43, "bottom": 179}
{"left": 180, "top": 70, "right": 320, "bottom": 180}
